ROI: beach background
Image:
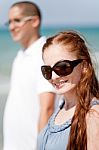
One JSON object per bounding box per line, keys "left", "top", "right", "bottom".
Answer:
{"left": 0, "top": 26, "right": 99, "bottom": 149}
{"left": 0, "top": 0, "right": 99, "bottom": 149}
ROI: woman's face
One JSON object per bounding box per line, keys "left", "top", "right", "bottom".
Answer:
{"left": 43, "top": 44, "right": 83, "bottom": 95}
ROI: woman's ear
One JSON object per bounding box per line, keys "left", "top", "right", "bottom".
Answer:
{"left": 83, "top": 67, "right": 88, "bottom": 73}
{"left": 82, "top": 60, "right": 88, "bottom": 73}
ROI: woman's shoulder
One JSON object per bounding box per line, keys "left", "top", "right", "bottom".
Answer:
{"left": 86, "top": 98, "right": 99, "bottom": 150}
{"left": 90, "top": 98, "right": 99, "bottom": 113}
{"left": 86, "top": 98, "right": 99, "bottom": 121}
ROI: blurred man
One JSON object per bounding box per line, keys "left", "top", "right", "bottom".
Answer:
{"left": 3, "top": 1, "right": 57, "bottom": 150}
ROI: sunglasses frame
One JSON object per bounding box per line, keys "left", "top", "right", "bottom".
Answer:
{"left": 7, "top": 15, "right": 36, "bottom": 27}
{"left": 41, "top": 59, "right": 83, "bottom": 80}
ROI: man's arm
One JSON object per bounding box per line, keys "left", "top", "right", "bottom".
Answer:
{"left": 38, "top": 92, "right": 56, "bottom": 132}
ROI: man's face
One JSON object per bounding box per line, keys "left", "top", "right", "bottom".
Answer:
{"left": 8, "top": 6, "right": 33, "bottom": 45}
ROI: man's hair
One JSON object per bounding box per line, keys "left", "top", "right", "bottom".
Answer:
{"left": 11, "top": 1, "right": 41, "bottom": 20}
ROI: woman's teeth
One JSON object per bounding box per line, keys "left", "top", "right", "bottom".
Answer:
{"left": 53, "top": 80, "right": 68, "bottom": 88}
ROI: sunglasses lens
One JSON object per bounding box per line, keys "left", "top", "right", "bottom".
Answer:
{"left": 41, "top": 66, "right": 52, "bottom": 80}
{"left": 54, "top": 61, "right": 72, "bottom": 76}
{"left": 41, "top": 59, "right": 83, "bottom": 80}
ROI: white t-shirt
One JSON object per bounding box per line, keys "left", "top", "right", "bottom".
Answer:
{"left": 3, "top": 37, "right": 56, "bottom": 150}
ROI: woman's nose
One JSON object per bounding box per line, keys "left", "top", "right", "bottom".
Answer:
{"left": 51, "top": 71, "right": 59, "bottom": 80}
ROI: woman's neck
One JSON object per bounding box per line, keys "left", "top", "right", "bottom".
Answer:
{"left": 64, "top": 91, "right": 77, "bottom": 110}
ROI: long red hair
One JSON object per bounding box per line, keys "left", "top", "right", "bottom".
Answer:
{"left": 42, "top": 31, "right": 99, "bottom": 150}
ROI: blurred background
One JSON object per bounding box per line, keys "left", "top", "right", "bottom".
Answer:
{"left": 0, "top": 0, "right": 99, "bottom": 149}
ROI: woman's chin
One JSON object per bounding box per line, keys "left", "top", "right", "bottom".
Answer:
{"left": 54, "top": 83, "right": 76, "bottom": 95}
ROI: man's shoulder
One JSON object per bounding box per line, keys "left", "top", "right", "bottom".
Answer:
{"left": 26, "top": 36, "right": 46, "bottom": 56}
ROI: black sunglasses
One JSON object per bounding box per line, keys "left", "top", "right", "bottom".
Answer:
{"left": 41, "top": 59, "right": 83, "bottom": 80}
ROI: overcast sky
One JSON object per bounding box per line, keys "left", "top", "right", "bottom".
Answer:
{"left": 0, "top": 0, "right": 99, "bottom": 26}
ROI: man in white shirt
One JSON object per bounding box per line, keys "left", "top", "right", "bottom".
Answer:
{"left": 3, "top": 1, "right": 57, "bottom": 150}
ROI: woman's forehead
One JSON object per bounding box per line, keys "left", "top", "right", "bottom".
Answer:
{"left": 43, "top": 45, "right": 77, "bottom": 65}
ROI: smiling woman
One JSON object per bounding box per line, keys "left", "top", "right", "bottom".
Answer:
{"left": 38, "top": 30, "right": 99, "bottom": 150}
